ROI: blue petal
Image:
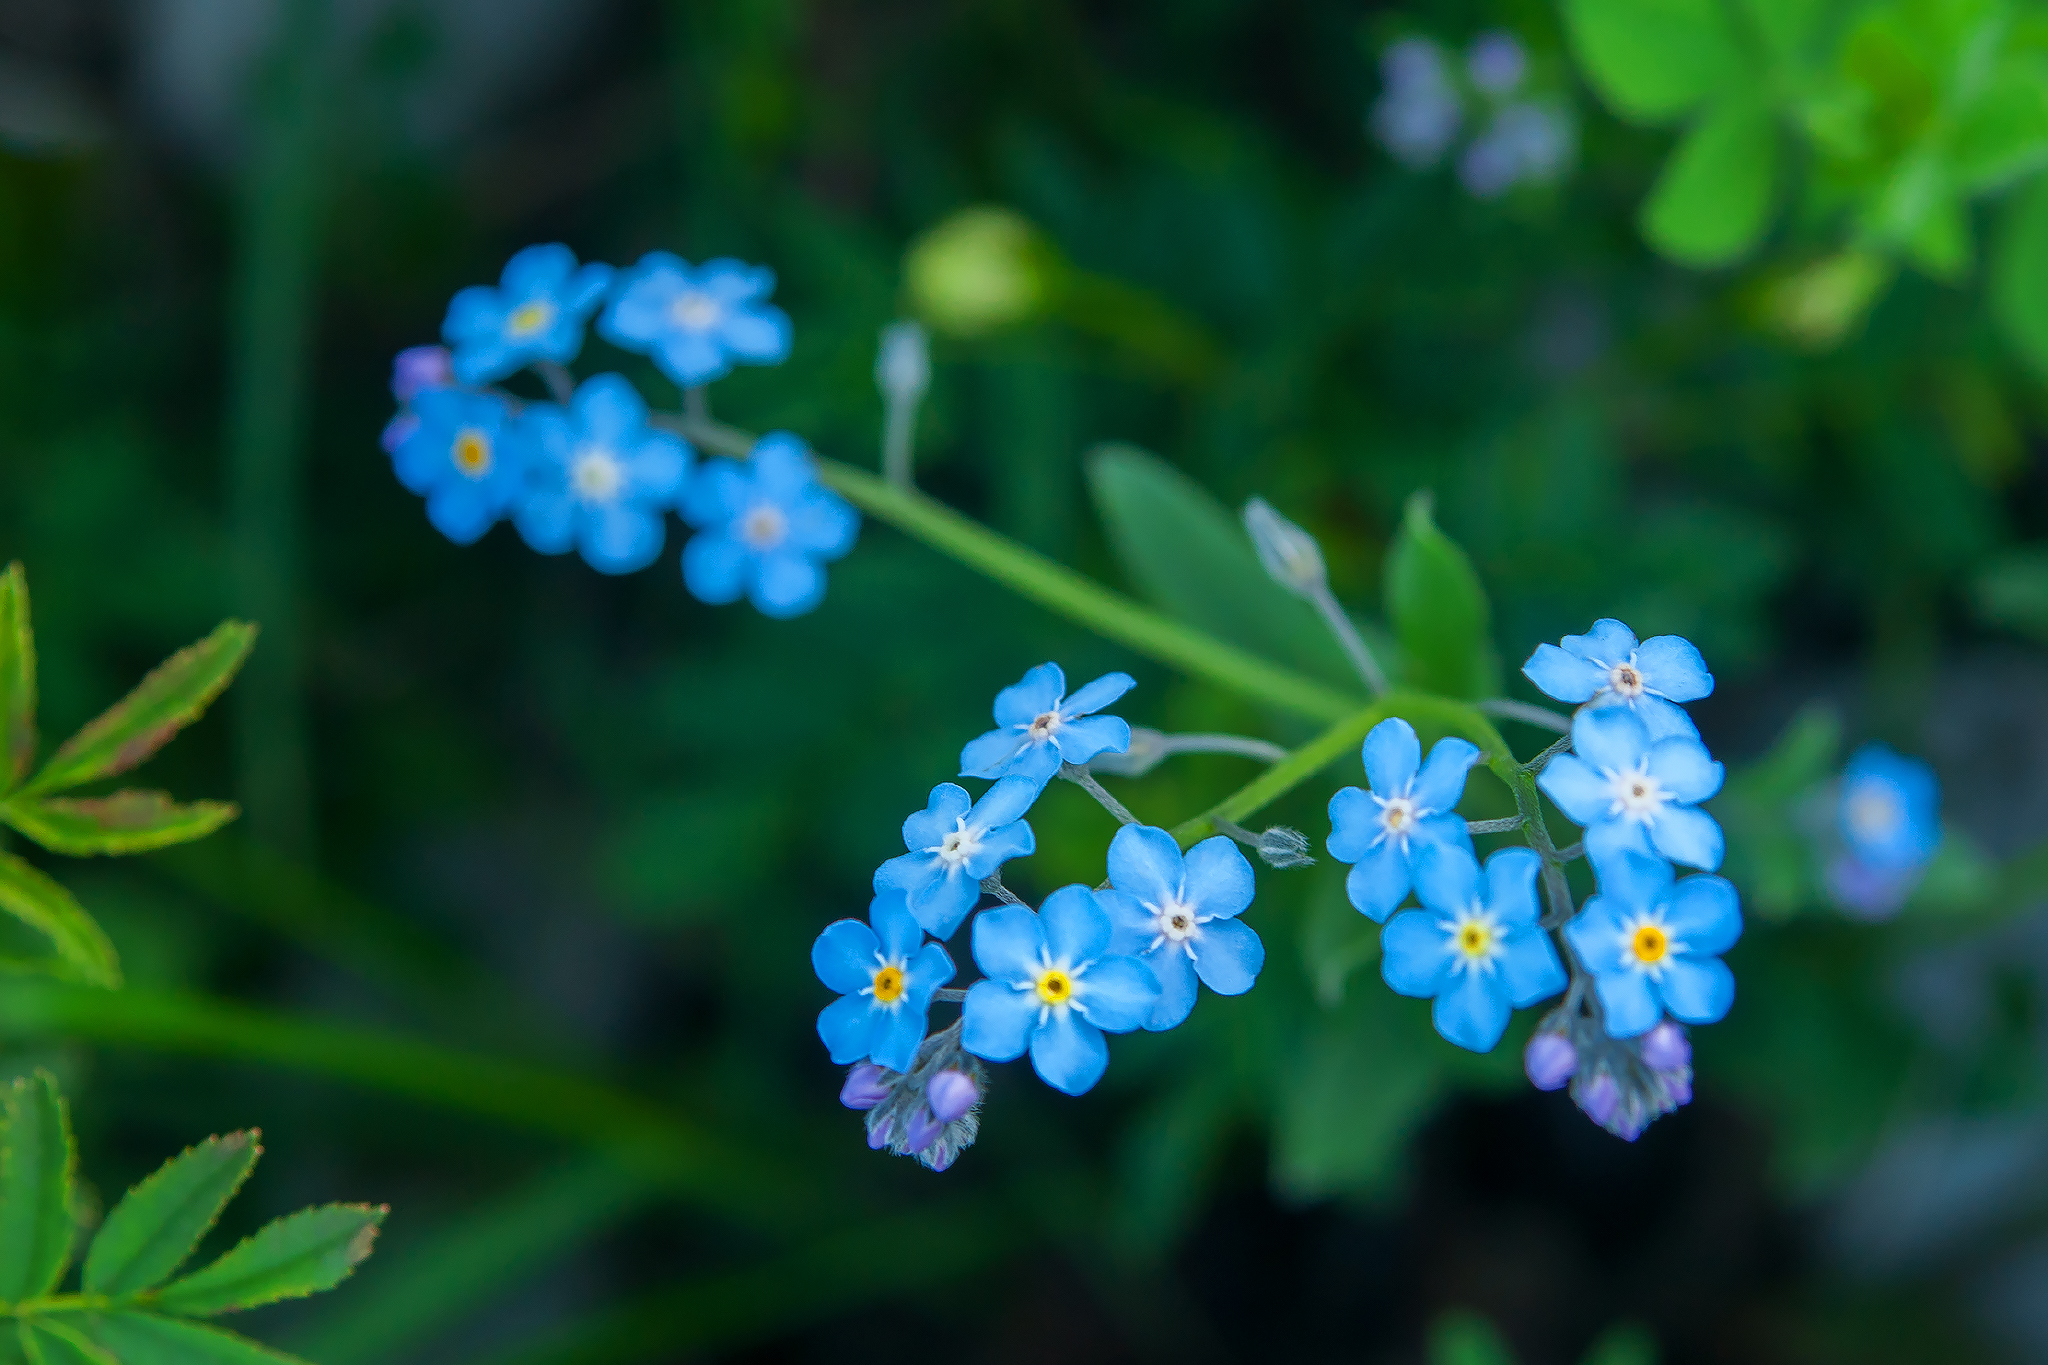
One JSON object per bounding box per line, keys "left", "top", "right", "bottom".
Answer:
{"left": 960, "top": 728, "right": 1028, "bottom": 779}
{"left": 701, "top": 259, "right": 773, "bottom": 301}
{"left": 870, "top": 891, "right": 924, "bottom": 963}
{"left": 788, "top": 491, "right": 858, "bottom": 558}
{"left": 1657, "top": 955, "right": 1735, "bottom": 1025}
{"left": 961, "top": 980, "right": 1035, "bottom": 1061}
{"left": 1380, "top": 910, "right": 1452, "bottom": 997}
{"left": 1634, "top": 694, "right": 1701, "bottom": 741}
{"left": 749, "top": 434, "right": 813, "bottom": 499}
{"left": 970, "top": 775, "right": 1042, "bottom": 831}
{"left": 443, "top": 285, "right": 501, "bottom": 345}
{"left": 1562, "top": 618, "right": 1639, "bottom": 663}
{"left": 1074, "top": 954, "right": 1159, "bottom": 1031}
{"left": 1650, "top": 805, "right": 1724, "bottom": 871}
{"left": 1411, "top": 738, "right": 1481, "bottom": 812}
{"left": 626, "top": 433, "right": 691, "bottom": 500}
{"left": 1482, "top": 846, "right": 1543, "bottom": 925}
{"left": 573, "top": 374, "right": 644, "bottom": 443}
{"left": 1029, "top": 1010, "right": 1110, "bottom": 1095}
{"left": 962, "top": 819, "right": 1035, "bottom": 879}
{"left": 1497, "top": 928, "right": 1566, "bottom": 1007}
{"left": 1584, "top": 817, "right": 1656, "bottom": 867}
{"left": 1143, "top": 949, "right": 1199, "bottom": 1030}
{"left": 1664, "top": 873, "right": 1741, "bottom": 955}
{"left": 1589, "top": 850, "right": 1672, "bottom": 914}
{"left": 1325, "top": 786, "right": 1380, "bottom": 862}
{"left": 1099, "top": 888, "right": 1155, "bottom": 957}
{"left": 564, "top": 262, "right": 614, "bottom": 313}
{"left": 1345, "top": 839, "right": 1412, "bottom": 922}
{"left": 1432, "top": 971, "right": 1511, "bottom": 1052}
{"left": 870, "top": 1000, "right": 928, "bottom": 1074}
{"left": 1522, "top": 643, "right": 1606, "bottom": 702}
{"left": 817, "top": 993, "right": 881, "bottom": 1065}
{"left": 905, "top": 941, "right": 957, "bottom": 997}
{"left": 1593, "top": 969, "right": 1661, "bottom": 1038}
{"left": 719, "top": 304, "right": 793, "bottom": 362}
{"left": 1052, "top": 714, "right": 1130, "bottom": 764}
{"left": 1635, "top": 634, "right": 1714, "bottom": 702}
{"left": 999, "top": 740, "right": 1063, "bottom": 786}
{"left": 680, "top": 461, "right": 747, "bottom": 526}
{"left": 970, "top": 904, "right": 1045, "bottom": 984}
{"left": 656, "top": 331, "right": 729, "bottom": 386}
{"left": 1361, "top": 718, "right": 1421, "bottom": 794}
{"left": 451, "top": 337, "right": 517, "bottom": 386}
{"left": 909, "top": 871, "right": 979, "bottom": 940}
{"left": 682, "top": 533, "right": 750, "bottom": 604}
{"left": 994, "top": 663, "right": 1066, "bottom": 726}
{"left": 811, "top": 919, "right": 881, "bottom": 994}
{"left": 578, "top": 504, "right": 663, "bottom": 574}
{"left": 1191, "top": 917, "right": 1263, "bottom": 995}
{"left": 1537, "top": 754, "right": 1611, "bottom": 826}
{"left": 514, "top": 492, "right": 576, "bottom": 555}
{"left": 502, "top": 243, "right": 575, "bottom": 294}
{"left": 1105, "top": 825, "right": 1184, "bottom": 908}
{"left": 1040, "top": 885, "right": 1111, "bottom": 965}
{"left": 425, "top": 483, "right": 497, "bottom": 545}
{"left": 1648, "top": 736, "right": 1723, "bottom": 805}
{"left": 1572, "top": 706, "right": 1650, "bottom": 774}
{"left": 1061, "top": 672, "right": 1136, "bottom": 717}
{"left": 1183, "top": 836, "right": 1255, "bottom": 919}
{"left": 903, "top": 784, "right": 972, "bottom": 850}
{"left": 750, "top": 550, "right": 824, "bottom": 619}
{"left": 1412, "top": 843, "right": 1482, "bottom": 915}
{"left": 1563, "top": 899, "right": 1633, "bottom": 975}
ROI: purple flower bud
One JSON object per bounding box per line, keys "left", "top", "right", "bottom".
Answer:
{"left": 927, "top": 1069, "right": 979, "bottom": 1123}
{"left": 902, "top": 1106, "right": 944, "bottom": 1154}
{"left": 924, "top": 1145, "right": 958, "bottom": 1173}
{"left": 1663, "top": 1072, "right": 1692, "bottom": 1107}
{"left": 1639, "top": 1021, "right": 1690, "bottom": 1072}
{"left": 1577, "top": 1072, "right": 1621, "bottom": 1128}
{"left": 867, "top": 1117, "right": 894, "bottom": 1150}
{"left": 1524, "top": 1032, "right": 1578, "bottom": 1091}
{"left": 392, "top": 345, "right": 454, "bottom": 402}
{"left": 840, "top": 1064, "right": 891, "bottom": 1110}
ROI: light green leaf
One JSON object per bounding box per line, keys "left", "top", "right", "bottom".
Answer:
{"left": 2, "top": 793, "right": 239, "bottom": 858}
{"left": 1735, "top": 0, "right": 1830, "bottom": 65}
{"left": 1430, "top": 1311, "right": 1519, "bottom": 1365}
{"left": 1641, "top": 97, "right": 1778, "bottom": 266}
{"left": 1951, "top": 61, "right": 2048, "bottom": 191}
{"left": 22, "top": 622, "right": 255, "bottom": 797}
{"left": 0, "top": 565, "right": 34, "bottom": 791}
{"left": 92, "top": 1314, "right": 310, "bottom": 1365}
{"left": 0, "top": 1071, "right": 77, "bottom": 1301}
{"left": 1563, "top": 0, "right": 1745, "bottom": 124}
{"left": 0, "top": 852, "right": 120, "bottom": 988}
{"left": 1300, "top": 872, "right": 1379, "bottom": 1007}
{"left": 151, "top": 1204, "right": 384, "bottom": 1316}
{"left": 21, "top": 1322, "right": 116, "bottom": 1365}
{"left": 1384, "top": 492, "right": 1497, "bottom": 699}
{"left": 85, "top": 1131, "right": 262, "bottom": 1297}
{"left": 1971, "top": 544, "right": 2048, "bottom": 639}
{"left": 1992, "top": 173, "right": 2048, "bottom": 378}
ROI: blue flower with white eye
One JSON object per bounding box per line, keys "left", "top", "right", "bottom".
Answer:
{"left": 958, "top": 663, "right": 1135, "bottom": 787}
{"left": 1839, "top": 743, "right": 1940, "bottom": 871}
{"left": 1100, "top": 825, "right": 1262, "bottom": 1031}
{"left": 389, "top": 389, "right": 534, "bottom": 545}
{"left": 1522, "top": 618, "right": 1713, "bottom": 740}
{"left": 1538, "top": 707, "right": 1725, "bottom": 870}
{"left": 875, "top": 778, "right": 1039, "bottom": 939}
{"left": 961, "top": 885, "right": 1160, "bottom": 1096}
{"left": 599, "top": 253, "right": 793, "bottom": 387}
{"left": 1565, "top": 851, "right": 1742, "bottom": 1038}
{"left": 1381, "top": 845, "right": 1565, "bottom": 1052}
{"left": 811, "top": 890, "right": 955, "bottom": 1073}
{"left": 442, "top": 244, "right": 612, "bottom": 386}
{"left": 680, "top": 433, "right": 858, "bottom": 618}
{"left": 514, "top": 374, "right": 691, "bottom": 575}
{"left": 1326, "top": 717, "right": 1481, "bottom": 922}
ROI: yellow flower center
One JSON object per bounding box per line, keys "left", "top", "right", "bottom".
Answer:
{"left": 871, "top": 964, "right": 905, "bottom": 1004}
{"left": 452, "top": 427, "right": 493, "bottom": 478}
{"left": 1035, "top": 968, "right": 1073, "bottom": 1006}
{"left": 1457, "top": 921, "right": 1493, "bottom": 958}
{"left": 1631, "top": 923, "right": 1669, "bottom": 964}
{"left": 506, "top": 299, "right": 557, "bottom": 337}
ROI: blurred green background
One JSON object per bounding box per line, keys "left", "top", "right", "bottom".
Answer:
{"left": 5, "top": 0, "right": 2048, "bottom": 1361}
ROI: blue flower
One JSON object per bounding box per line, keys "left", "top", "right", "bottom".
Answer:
{"left": 961, "top": 885, "right": 1160, "bottom": 1095}
{"left": 680, "top": 433, "right": 858, "bottom": 618}
{"left": 1325, "top": 717, "right": 1481, "bottom": 922}
{"left": 1099, "top": 825, "right": 1262, "bottom": 1031}
{"left": 1381, "top": 845, "right": 1564, "bottom": 1052}
{"left": 1538, "top": 707, "right": 1725, "bottom": 870}
{"left": 812, "top": 890, "right": 955, "bottom": 1073}
{"left": 598, "top": 252, "right": 793, "bottom": 387}
{"left": 442, "top": 244, "right": 612, "bottom": 385}
{"left": 1564, "top": 851, "right": 1742, "bottom": 1038}
{"left": 958, "top": 663, "right": 1135, "bottom": 786}
{"left": 1839, "top": 743, "right": 1940, "bottom": 871}
{"left": 875, "top": 778, "right": 1039, "bottom": 939}
{"left": 390, "top": 345, "right": 453, "bottom": 401}
{"left": 514, "top": 374, "right": 691, "bottom": 574}
{"left": 1522, "top": 618, "right": 1712, "bottom": 740}
{"left": 389, "top": 388, "right": 534, "bottom": 545}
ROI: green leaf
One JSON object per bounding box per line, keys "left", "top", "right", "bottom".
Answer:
{"left": 1383, "top": 492, "right": 1497, "bottom": 699}
{"left": 0, "top": 853, "right": 120, "bottom": 988}
{"left": 0, "top": 565, "right": 34, "bottom": 792}
{"left": 1734, "top": 0, "right": 1829, "bottom": 65}
{"left": 1, "top": 793, "right": 239, "bottom": 858}
{"left": 151, "top": 1204, "right": 384, "bottom": 1316}
{"left": 1640, "top": 97, "right": 1778, "bottom": 266}
{"left": 85, "top": 1131, "right": 262, "bottom": 1297}
{"left": 1563, "top": 0, "right": 1745, "bottom": 124}
{"left": 0, "top": 1071, "right": 77, "bottom": 1301}
{"left": 1992, "top": 173, "right": 2048, "bottom": 379}
{"left": 1272, "top": 990, "right": 1440, "bottom": 1200}
{"left": 21, "top": 1322, "right": 116, "bottom": 1365}
{"left": 1951, "top": 61, "right": 2048, "bottom": 191}
{"left": 92, "top": 1314, "right": 309, "bottom": 1365}
{"left": 22, "top": 622, "right": 255, "bottom": 798}
{"left": 1429, "top": 1311, "right": 1520, "bottom": 1365}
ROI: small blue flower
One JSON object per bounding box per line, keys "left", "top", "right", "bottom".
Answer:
{"left": 1839, "top": 743, "right": 1941, "bottom": 871}
{"left": 961, "top": 885, "right": 1160, "bottom": 1095}
{"left": 599, "top": 252, "right": 793, "bottom": 387}
{"left": 812, "top": 890, "right": 956, "bottom": 1073}
{"left": 391, "top": 345, "right": 453, "bottom": 401}
{"left": 1100, "top": 825, "right": 1262, "bottom": 1031}
{"left": 442, "top": 244, "right": 612, "bottom": 385}
{"left": 680, "top": 433, "right": 858, "bottom": 618}
{"left": 390, "top": 389, "right": 534, "bottom": 545}
{"left": 1326, "top": 717, "right": 1481, "bottom": 922}
{"left": 1565, "top": 851, "right": 1742, "bottom": 1038}
{"left": 1522, "top": 618, "right": 1713, "bottom": 740}
{"left": 875, "top": 778, "right": 1039, "bottom": 939}
{"left": 515, "top": 374, "right": 692, "bottom": 574}
{"left": 1371, "top": 38, "right": 1463, "bottom": 168}
{"left": 1381, "top": 845, "right": 1564, "bottom": 1052}
{"left": 1538, "top": 707, "right": 1725, "bottom": 870}
{"left": 958, "top": 663, "right": 1135, "bottom": 786}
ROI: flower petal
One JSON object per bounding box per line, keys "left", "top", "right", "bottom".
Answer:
{"left": 1584, "top": 817, "right": 1656, "bottom": 867}
{"left": 970, "top": 904, "right": 1046, "bottom": 984}
{"left": 1061, "top": 671, "right": 1136, "bottom": 717}
{"left": 910, "top": 871, "right": 979, "bottom": 940}
{"left": 870, "top": 1000, "right": 928, "bottom": 1074}
{"left": 514, "top": 492, "right": 576, "bottom": 555}
{"left": 1380, "top": 910, "right": 1453, "bottom": 997}
{"left": 1657, "top": 955, "right": 1736, "bottom": 1025}
{"left": 1522, "top": 643, "right": 1607, "bottom": 703}
{"left": 656, "top": 331, "right": 729, "bottom": 386}
{"left": 1073, "top": 954, "right": 1158, "bottom": 1031}
{"left": 749, "top": 550, "right": 824, "bottom": 619}
{"left": 1052, "top": 714, "right": 1130, "bottom": 764}
{"left": 1183, "top": 836, "right": 1256, "bottom": 920}
{"left": 1482, "top": 846, "right": 1543, "bottom": 926}
{"left": 817, "top": 994, "right": 881, "bottom": 1065}
{"left": 1562, "top": 618, "right": 1639, "bottom": 664}
{"left": 811, "top": 919, "right": 882, "bottom": 995}
{"left": 1326, "top": 786, "right": 1380, "bottom": 862}
{"left": 749, "top": 434, "right": 814, "bottom": 500}
{"left": 1536, "top": 754, "right": 1612, "bottom": 826}
{"left": 1588, "top": 849, "right": 1672, "bottom": 914}
{"left": 1635, "top": 634, "right": 1714, "bottom": 702}
{"left": 873, "top": 850, "right": 935, "bottom": 896}
{"left": 1412, "top": 842, "right": 1482, "bottom": 915}
{"left": 1411, "top": 811, "right": 1476, "bottom": 856}
{"left": 501, "top": 242, "right": 575, "bottom": 294}
{"left": 870, "top": 891, "right": 925, "bottom": 963}
{"left": 903, "top": 784, "right": 972, "bottom": 850}
{"left": 1345, "top": 839, "right": 1413, "bottom": 922}
{"left": 904, "top": 941, "right": 957, "bottom": 998}
{"left": 1029, "top": 1009, "right": 1111, "bottom": 1095}
{"left": 787, "top": 491, "right": 858, "bottom": 558}
{"left": 1040, "top": 884, "right": 1112, "bottom": 965}
{"left": 961, "top": 980, "right": 1035, "bottom": 1061}
{"left": 1497, "top": 928, "right": 1566, "bottom": 1007}
{"left": 1650, "top": 805, "right": 1724, "bottom": 871}
{"left": 718, "top": 304, "right": 793, "bottom": 362}
{"left": 1412, "top": 738, "right": 1481, "bottom": 812}
{"left": 1593, "top": 969, "right": 1661, "bottom": 1038}
{"left": 1361, "top": 718, "right": 1422, "bottom": 794}
{"left": 1634, "top": 695, "right": 1701, "bottom": 741}
{"left": 1099, "top": 888, "right": 1156, "bottom": 957}
{"left": 1105, "top": 825, "right": 1184, "bottom": 908}
{"left": 1191, "top": 917, "right": 1263, "bottom": 996}
{"left": 998, "top": 740, "right": 1063, "bottom": 786}
{"left": 962, "top": 819, "right": 1035, "bottom": 879}
{"left": 1664, "top": 873, "right": 1741, "bottom": 955}
{"left": 425, "top": 483, "right": 496, "bottom": 545}
{"left": 970, "top": 775, "right": 1042, "bottom": 831}
{"left": 1563, "top": 899, "right": 1633, "bottom": 975}
{"left": 579, "top": 504, "right": 664, "bottom": 575}
{"left": 680, "top": 460, "right": 747, "bottom": 526}
{"left": 1433, "top": 971, "right": 1511, "bottom": 1052}
{"left": 1647, "top": 736, "right": 1723, "bottom": 804}
{"left": 626, "top": 432, "right": 690, "bottom": 501}
{"left": 1571, "top": 706, "right": 1650, "bottom": 775}
{"left": 994, "top": 663, "right": 1066, "bottom": 726}
{"left": 1142, "top": 949, "right": 1198, "bottom": 1031}
{"left": 960, "top": 728, "right": 1029, "bottom": 779}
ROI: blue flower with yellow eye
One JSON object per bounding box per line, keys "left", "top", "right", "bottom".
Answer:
{"left": 390, "top": 389, "right": 534, "bottom": 545}
{"left": 442, "top": 244, "right": 612, "bottom": 385}
{"left": 515, "top": 375, "right": 691, "bottom": 574}
{"left": 599, "top": 253, "right": 793, "bottom": 387}
{"left": 680, "top": 433, "right": 858, "bottom": 618}
{"left": 1380, "top": 844, "right": 1564, "bottom": 1052}
{"left": 1565, "top": 851, "right": 1742, "bottom": 1038}
{"left": 812, "top": 891, "right": 955, "bottom": 1074}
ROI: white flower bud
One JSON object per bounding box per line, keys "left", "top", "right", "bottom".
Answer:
{"left": 1242, "top": 498, "right": 1328, "bottom": 599}
{"left": 1255, "top": 826, "right": 1315, "bottom": 869}
{"left": 875, "top": 320, "right": 930, "bottom": 405}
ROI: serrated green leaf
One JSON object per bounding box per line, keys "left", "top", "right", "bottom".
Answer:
{"left": 151, "top": 1204, "right": 384, "bottom": 1316}
{"left": 0, "top": 853, "right": 120, "bottom": 988}
{"left": 1563, "top": 0, "right": 1745, "bottom": 124}
{"left": 1992, "top": 173, "right": 2048, "bottom": 378}
{"left": 93, "top": 1314, "right": 309, "bottom": 1365}
{"left": 1641, "top": 97, "right": 1778, "bottom": 266}
{"left": 0, "top": 1071, "right": 76, "bottom": 1301}
{"left": 22, "top": 622, "right": 255, "bottom": 798}
{"left": 0, "top": 565, "right": 34, "bottom": 792}
{"left": 1384, "top": 492, "right": 1497, "bottom": 699}
{"left": 85, "top": 1132, "right": 262, "bottom": 1298}
{"left": 1, "top": 793, "right": 239, "bottom": 858}
{"left": 21, "top": 1322, "right": 115, "bottom": 1365}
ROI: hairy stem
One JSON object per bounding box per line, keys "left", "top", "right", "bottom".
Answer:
{"left": 1465, "top": 816, "right": 1525, "bottom": 835}
{"left": 979, "top": 875, "right": 1025, "bottom": 907}
{"left": 1479, "top": 698, "right": 1572, "bottom": 733}
{"left": 882, "top": 393, "right": 920, "bottom": 488}
{"left": 1308, "top": 587, "right": 1389, "bottom": 695}
{"left": 1061, "top": 764, "right": 1138, "bottom": 825}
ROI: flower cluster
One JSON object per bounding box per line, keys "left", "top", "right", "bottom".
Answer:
{"left": 1826, "top": 743, "right": 1942, "bottom": 919}
{"left": 1369, "top": 31, "right": 1576, "bottom": 199}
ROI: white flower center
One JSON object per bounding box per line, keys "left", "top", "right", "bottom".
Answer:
{"left": 1605, "top": 657, "right": 1647, "bottom": 699}
{"left": 571, "top": 448, "right": 624, "bottom": 502}
{"left": 670, "top": 291, "right": 723, "bottom": 331}
{"left": 1846, "top": 786, "right": 1902, "bottom": 842}
{"left": 1444, "top": 906, "right": 1501, "bottom": 972}
{"left": 1374, "top": 791, "right": 1428, "bottom": 849}
{"left": 930, "top": 818, "right": 983, "bottom": 869}
{"left": 1606, "top": 763, "right": 1669, "bottom": 823}
{"left": 1146, "top": 895, "right": 1206, "bottom": 957}
{"left": 1026, "top": 710, "right": 1064, "bottom": 741}
{"left": 1617, "top": 912, "right": 1679, "bottom": 977}
{"left": 740, "top": 503, "right": 788, "bottom": 551}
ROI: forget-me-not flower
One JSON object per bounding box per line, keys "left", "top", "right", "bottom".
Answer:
{"left": 812, "top": 891, "right": 955, "bottom": 1073}
{"left": 442, "top": 244, "right": 612, "bottom": 385}
{"left": 958, "top": 663, "right": 1135, "bottom": 786}
{"left": 515, "top": 374, "right": 691, "bottom": 574}
{"left": 1522, "top": 618, "right": 1713, "bottom": 740}
{"left": 1839, "top": 743, "right": 1940, "bottom": 871}
{"left": 1538, "top": 706, "right": 1724, "bottom": 869}
{"left": 1371, "top": 38, "right": 1463, "bottom": 168}
{"left": 680, "top": 433, "right": 858, "bottom": 618}
{"left": 1381, "top": 845, "right": 1564, "bottom": 1052}
{"left": 1326, "top": 717, "right": 1481, "bottom": 921}
{"left": 1099, "top": 825, "right": 1262, "bottom": 1031}
{"left": 961, "top": 885, "right": 1160, "bottom": 1095}
{"left": 599, "top": 252, "right": 793, "bottom": 387}
{"left": 875, "top": 777, "right": 1039, "bottom": 939}
{"left": 1565, "top": 851, "right": 1741, "bottom": 1038}
{"left": 390, "top": 389, "right": 534, "bottom": 545}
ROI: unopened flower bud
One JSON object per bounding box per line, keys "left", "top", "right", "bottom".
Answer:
{"left": 391, "top": 345, "right": 453, "bottom": 402}
{"left": 926, "top": 1069, "right": 979, "bottom": 1123}
{"left": 867, "top": 1115, "right": 894, "bottom": 1150}
{"left": 1663, "top": 1071, "right": 1692, "bottom": 1107}
{"left": 1524, "top": 1032, "right": 1577, "bottom": 1091}
{"left": 924, "top": 1145, "right": 959, "bottom": 1173}
{"left": 1638, "top": 1021, "right": 1690, "bottom": 1072}
{"left": 875, "top": 321, "right": 930, "bottom": 405}
{"left": 902, "top": 1106, "right": 945, "bottom": 1154}
{"left": 1255, "top": 826, "right": 1315, "bottom": 869}
{"left": 1577, "top": 1072, "right": 1620, "bottom": 1128}
{"left": 1242, "top": 498, "right": 1327, "bottom": 599}
{"left": 840, "top": 1064, "right": 891, "bottom": 1110}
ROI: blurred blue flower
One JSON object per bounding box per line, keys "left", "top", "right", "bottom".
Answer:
{"left": 1326, "top": 717, "right": 1480, "bottom": 922}
{"left": 1371, "top": 37, "right": 1462, "bottom": 168}
{"left": 1457, "top": 100, "right": 1577, "bottom": 199}
{"left": 812, "top": 891, "right": 955, "bottom": 1074}
{"left": 1099, "top": 825, "right": 1262, "bottom": 1031}
{"left": 1565, "top": 851, "right": 1741, "bottom": 1038}
{"left": 390, "top": 345, "right": 453, "bottom": 401}
{"left": 960, "top": 886, "right": 1160, "bottom": 1095}
{"left": 875, "top": 778, "right": 1039, "bottom": 939}
{"left": 1538, "top": 706, "right": 1725, "bottom": 870}
{"left": 1465, "top": 31, "right": 1527, "bottom": 94}
{"left": 1381, "top": 845, "right": 1564, "bottom": 1052}
{"left": 680, "top": 433, "right": 858, "bottom": 618}
{"left": 442, "top": 244, "right": 612, "bottom": 385}
{"left": 515, "top": 375, "right": 691, "bottom": 574}
{"left": 958, "top": 663, "right": 1134, "bottom": 786}
{"left": 1522, "top": 618, "right": 1712, "bottom": 740}
{"left": 599, "top": 253, "right": 793, "bottom": 387}
{"left": 389, "top": 388, "right": 534, "bottom": 545}
{"left": 1839, "top": 743, "right": 1941, "bottom": 871}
